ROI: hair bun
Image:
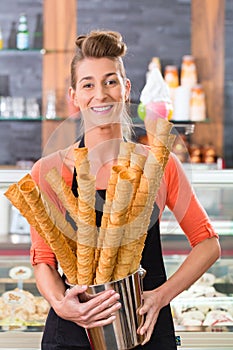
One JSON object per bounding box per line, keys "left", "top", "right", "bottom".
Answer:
{"left": 75, "top": 30, "right": 127, "bottom": 58}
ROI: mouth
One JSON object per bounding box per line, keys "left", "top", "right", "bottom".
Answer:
{"left": 91, "top": 105, "right": 113, "bottom": 114}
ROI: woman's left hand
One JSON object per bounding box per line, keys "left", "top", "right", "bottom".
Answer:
{"left": 137, "top": 289, "right": 162, "bottom": 345}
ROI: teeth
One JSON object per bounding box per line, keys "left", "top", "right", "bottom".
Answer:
{"left": 92, "top": 106, "right": 111, "bottom": 112}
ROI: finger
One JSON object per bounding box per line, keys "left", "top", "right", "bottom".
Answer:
{"left": 66, "top": 284, "right": 88, "bottom": 297}
{"left": 84, "top": 313, "right": 117, "bottom": 329}
{"left": 87, "top": 292, "right": 121, "bottom": 318}
{"left": 138, "top": 317, "right": 154, "bottom": 345}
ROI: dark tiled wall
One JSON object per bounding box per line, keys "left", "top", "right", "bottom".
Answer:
{"left": 224, "top": 0, "right": 233, "bottom": 168}
{"left": 77, "top": 0, "right": 191, "bottom": 102}
{"left": 0, "top": 0, "right": 42, "bottom": 164}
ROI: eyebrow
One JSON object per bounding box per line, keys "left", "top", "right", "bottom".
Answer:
{"left": 78, "top": 72, "right": 117, "bottom": 84}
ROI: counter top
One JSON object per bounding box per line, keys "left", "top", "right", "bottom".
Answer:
{"left": 0, "top": 331, "right": 42, "bottom": 349}
{"left": 0, "top": 234, "right": 30, "bottom": 255}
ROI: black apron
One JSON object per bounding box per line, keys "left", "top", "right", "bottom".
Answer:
{"left": 42, "top": 138, "right": 177, "bottom": 350}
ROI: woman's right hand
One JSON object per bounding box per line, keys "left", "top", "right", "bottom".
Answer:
{"left": 54, "top": 285, "right": 121, "bottom": 329}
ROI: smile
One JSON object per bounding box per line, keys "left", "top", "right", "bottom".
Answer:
{"left": 91, "top": 105, "right": 113, "bottom": 113}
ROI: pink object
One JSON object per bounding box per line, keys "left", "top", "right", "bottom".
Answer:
{"left": 146, "top": 101, "right": 173, "bottom": 121}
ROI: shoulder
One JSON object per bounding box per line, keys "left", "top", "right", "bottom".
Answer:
{"left": 31, "top": 142, "right": 80, "bottom": 187}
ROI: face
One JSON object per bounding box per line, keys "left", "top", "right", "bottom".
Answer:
{"left": 69, "top": 57, "right": 131, "bottom": 133}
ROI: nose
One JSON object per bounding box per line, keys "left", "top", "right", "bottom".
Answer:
{"left": 94, "top": 84, "right": 107, "bottom": 101}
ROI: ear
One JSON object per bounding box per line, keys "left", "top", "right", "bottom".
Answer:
{"left": 68, "top": 86, "right": 79, "bottom": 109}
{"left": 125, "top": 78, "right": 131, "bottom": 102}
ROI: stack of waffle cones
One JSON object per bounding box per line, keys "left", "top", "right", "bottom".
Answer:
{"left": 5, "top": 118, "right": 175, "bottom": 286}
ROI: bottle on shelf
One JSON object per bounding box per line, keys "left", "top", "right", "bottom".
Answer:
{"left": 190, "top": 84, "right": 206, "bottom": 122}
{"left": 33, "top": 13, "right": 43, "bottom": 49}
{"left": 180, "top": 55, "right": 197, "bottom": 89}
{"left": 45, "top": 90, "right": 56, "bottom": 119}
{"left": 8, "top": 21, "right": 17, "bottom": 49}
{"left": 164, "top": 65, "right": 179, "bottom": 107}
{"left": 0, "top": 26, "right": 4, "bottom": 50}
{"left": 16, "top": 13, "right": 29, "bottom": 50}
{"left": 164, "top": 65, "right": 179, "bottom": 89}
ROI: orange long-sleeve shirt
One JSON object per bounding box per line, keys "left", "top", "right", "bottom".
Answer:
{"left": 30, "top": 143, "right": 218, "bottom": 268}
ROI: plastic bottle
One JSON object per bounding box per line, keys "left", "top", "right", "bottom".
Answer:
{"left": 0, "top": 26, "right": 3, "bottom": 50}
{"left": 16, "top": 13, "right": 29, "bottom": 50}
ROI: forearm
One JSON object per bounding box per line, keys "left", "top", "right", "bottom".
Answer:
{"left": 158, "top": 236, "right": 221, "bottom": 307}
{"left": 33, "top": 263, "right": 66, "bottom": 308}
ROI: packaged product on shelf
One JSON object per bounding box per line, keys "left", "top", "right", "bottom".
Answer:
{"left": 164, "top": 65, "right": 179, "bottom": 105}
{"left": 0, "top": 26, "right": 3, "bottom": 50}
{"left": 172, "top": 85, "right": 191, "bottom": 121}
{"left": 190, "top": 84, "right": 206, "bottom": 121}
{"left": 180, "top": 55, "right": 197, "bottom": 89}
{"left": 16, "top": 13, "right": 29, "bottom": 50}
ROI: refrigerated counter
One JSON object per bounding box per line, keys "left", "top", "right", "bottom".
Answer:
{"left": 0, "top": 168, "right": 233, "bottom": 349}
{"left": 161, "top": 168, "right": 233, "bottom": 348}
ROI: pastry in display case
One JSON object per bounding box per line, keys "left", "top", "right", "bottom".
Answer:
{"left": 171, "top": 268, "right": 233, "bottom": 331}
{"left": 0, "top": 258, "right": 49, "bottom": 331}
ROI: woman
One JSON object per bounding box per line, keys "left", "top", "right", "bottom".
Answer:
{"left": 30, "top": 30, "right": 220, "bottom": 350}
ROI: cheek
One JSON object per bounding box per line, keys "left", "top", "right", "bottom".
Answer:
{"left": 74, "top": 94, "right": 89, "bottom": 110}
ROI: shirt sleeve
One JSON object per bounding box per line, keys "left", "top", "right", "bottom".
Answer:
{"left": 157, "top": 153, "right": 219, "bottom": 247}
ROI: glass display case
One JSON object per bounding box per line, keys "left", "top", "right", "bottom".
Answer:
{"left": 0, "top": 168, "right": 233, "bottom": 349}
{"left": 161, "top": 168, "right": 233, "bottom": 348}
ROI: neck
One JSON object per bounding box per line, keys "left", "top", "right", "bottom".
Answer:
{"left": 84, "top": 125, "right": 123, "bottom": 189}
{"left": 84, "top": 124, "right": 122, "bottom": 148}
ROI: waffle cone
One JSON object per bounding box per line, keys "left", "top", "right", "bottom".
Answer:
{"left": 42, "top": 192, "right": 77, "bottom": 253}
{"left": 77, "top": 160, "right": 90, "bottom": 176}
{"left": 74, "top": 147, "right": 89, "bottom": 172}
{"left": 4, "top": 183, "right": 47, "bottom": 243}
{"left": 77, "top": 240, "right": 95, "bottom": 285}
{"left": 45, "top": 167, "right": 78, "bottom": 224}
{"left": 168, "top": 134, "right": 176, "bottom": 151}
{"left": 117, "top": 141, "right": 136, "bottom": 167}
{"left": 76, "top": 172, "right": 97, "bottom": 284}
{"left": 95, "top": 246, "right": 120, "bottom": 284}
{"left": 18, "top": 173, "right": 33, "bottom": 185}
{"left": 19, "top": 179, "right": 77, "bottom": 285}
{"left": 129, "top": 233, "right": 147, "bottom": 274}
{"left": 155, "top": 118, "right": 173, "bottom": 136}
{"left": 77, "top": 174, "right": 96, "bottom": 208}
{"left": 119, "top": 141, "right": 136, "bottom": 157}
{"left": 113, "top": 239, "right": 139, "bottom": 280}
{"left": 130, "top": 152, "right": 147, "bottom": 171}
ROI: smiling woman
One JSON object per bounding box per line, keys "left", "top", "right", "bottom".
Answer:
{"left": 25, "top": 29, "right": 220, "bottom": 350}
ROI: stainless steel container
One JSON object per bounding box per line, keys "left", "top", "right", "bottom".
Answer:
{"left": 84, "top": 267, "right": 146, "bottom": 350}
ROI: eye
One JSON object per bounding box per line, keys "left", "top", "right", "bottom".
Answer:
{"left": 82, "top": 82, "right": 94, "bottom": 89}
{"left": 105, "top": 79, "right": 117, "bottom": 86}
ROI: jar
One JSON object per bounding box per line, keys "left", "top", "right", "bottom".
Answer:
{"left": 190, "top": 84, "right": 206, "bottom": 121}
{"left": 180, "top": 55, "right": 197, "bottom": 88}
{"left": 164, "top": 65, "right": 179, "bottom": 88}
